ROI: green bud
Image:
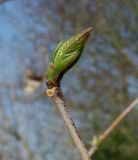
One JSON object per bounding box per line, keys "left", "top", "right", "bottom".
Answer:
{"left": 46, "top": 27, "right": 92, "bottom": 89}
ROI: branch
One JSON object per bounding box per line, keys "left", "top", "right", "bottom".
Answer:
{"left": 0, "top": 126, "right": 21, "bottom": 140}
{"left": 0, "top": 0, "right": 11, "bottom": 4}
{"left": 45, "top": 28, "right": 92, "bottom": 159}
{"left": 47, "top": 87, "right": 90, "bottom": 160}
{"left": 88, "top": 98, "right": 138, "bottom": 157}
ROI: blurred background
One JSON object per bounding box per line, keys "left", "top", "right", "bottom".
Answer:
{"left": 0, "top": 0, "right": 138, "bottom": 160}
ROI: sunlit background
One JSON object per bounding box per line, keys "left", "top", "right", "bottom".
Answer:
{"left": 0, "top": 0, "right": 138, "bottom": 160}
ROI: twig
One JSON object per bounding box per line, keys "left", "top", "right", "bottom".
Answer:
{"left": 45, "top": 28, "right": 92, "bottom": 159}
{"left": 89, "top": 98, "right": 138, "bottom": 157}
{"left": 0, "top": 126, "right": 21, "bottom": 140}
{"left": 47, "top": 87, "right": 90, "bottom": 160}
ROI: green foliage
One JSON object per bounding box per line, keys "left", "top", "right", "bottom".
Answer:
{"left": 93, "top": 127, "right": 138, "bottom": 160}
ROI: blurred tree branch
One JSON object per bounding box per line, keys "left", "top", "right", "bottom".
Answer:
{"left": 0, "top": 126, "right": 21, "bottom": 140}
{"left": 0, "top": 0, "right": 11, "bottom": 4}
{"left": 88, "top": 98, "right": 138, "bottom": 157}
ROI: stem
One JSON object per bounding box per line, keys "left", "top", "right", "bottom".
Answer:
{"left": 88, "top": 145, "right": 97, "bottom": 157}
{"left": 50, "top": 87, "right": 90, "bottom": 160}
{"left": 89, "top": 98, "right": 138, "bottom": 157}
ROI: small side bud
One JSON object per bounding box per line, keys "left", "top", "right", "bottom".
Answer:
{"left": 45, "top": 87, "right": 58, "bottom": 97}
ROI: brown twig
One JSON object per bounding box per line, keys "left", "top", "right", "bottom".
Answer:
{"left": 89, "top": 98, "right": 138, "bottom": 157}
{"left": 47, "top": 87, "right": 90, "bottom": 160}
